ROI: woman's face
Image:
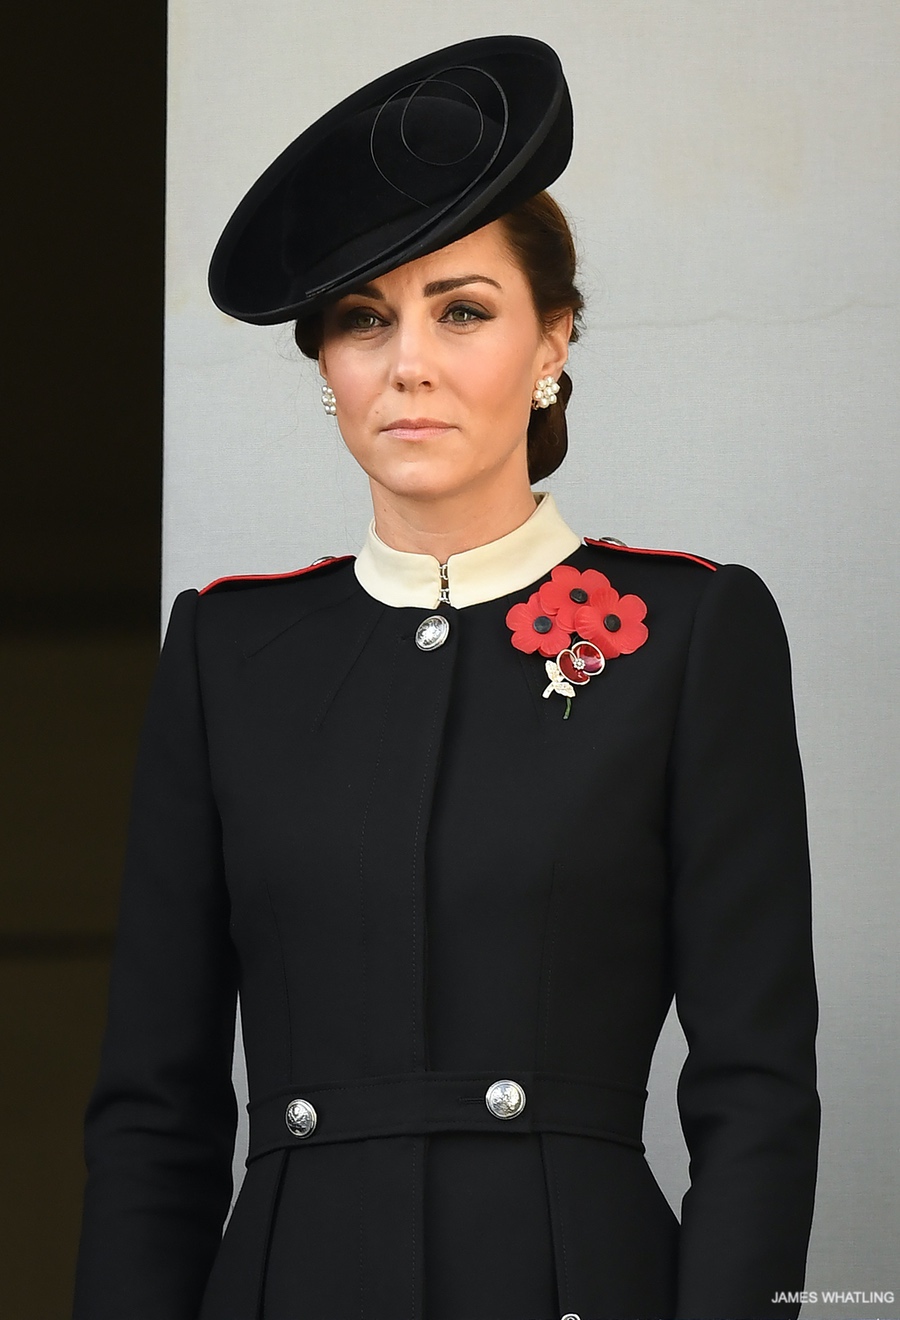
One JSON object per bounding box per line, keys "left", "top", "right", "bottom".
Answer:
{"left": 318, "top": 219, "right": 572, "bottom": 506}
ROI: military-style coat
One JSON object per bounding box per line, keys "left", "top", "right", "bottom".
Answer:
{"left": 73, "top": 493, "right": 820, "bottom": 1320}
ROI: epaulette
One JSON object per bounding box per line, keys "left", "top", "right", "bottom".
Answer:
{"left": 583, "top": 536, "right": 718, "bottom": 571}
{"left": 198, "top": 554, "right": 355, "bottom": 595}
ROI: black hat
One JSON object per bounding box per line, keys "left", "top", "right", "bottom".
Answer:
{"left": 208, "top": 35, "right": 572, "bottom": 325}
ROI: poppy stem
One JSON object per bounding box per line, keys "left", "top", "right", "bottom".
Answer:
{"left": 563, "top": 697, "right": 572, "bottom": 720}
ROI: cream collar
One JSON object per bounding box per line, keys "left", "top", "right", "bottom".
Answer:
{"left": 353, "top": 491, "right": 582, "bottom": 609}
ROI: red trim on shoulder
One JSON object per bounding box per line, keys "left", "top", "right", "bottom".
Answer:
{"left": 583, "top": 537, "right": 717, "bottom": 571}
{"left": 198, "top": 554, "right": 355, "bottom": 595}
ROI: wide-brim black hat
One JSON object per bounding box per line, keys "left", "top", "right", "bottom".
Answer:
{"left": 208, "top": 35, "right": 572, "bottom": 325}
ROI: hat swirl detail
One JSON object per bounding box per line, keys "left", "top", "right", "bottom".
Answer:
{"left": 369, "top": 67, "right": 509, "bottom": 208}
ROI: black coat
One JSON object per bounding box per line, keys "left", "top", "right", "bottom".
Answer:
{"left": 73, "top": 537, "right": 820, "bottom": 1320}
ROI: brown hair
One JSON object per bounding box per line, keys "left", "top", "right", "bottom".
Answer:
{"left": 293, "top": 190, "right": 584, "bottom": 484}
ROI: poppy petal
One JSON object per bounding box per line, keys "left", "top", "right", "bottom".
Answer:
{"left": 618, "top": 593, "right": 648, "bottom": 623}
{"left": 615, "top": 620, "right": 649, "bottom": 654}
{"left": 536, "top": 620, "right": 574, "bottom": 657}
{"left": 505, "top": 601, "right": 534, "bottom": 630}
{"left": 510, "top": 627, "right": 542, "bottom": 654}
{"left": 557, "top": 649, "right": 591, "bottom": 684}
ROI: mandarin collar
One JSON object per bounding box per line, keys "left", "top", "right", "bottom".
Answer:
{"left": 353, "top": 491, "right": 582, "bottom": 609}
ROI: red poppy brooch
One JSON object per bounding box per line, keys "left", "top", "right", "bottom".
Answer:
{"left": 505, "top": 565, "right": 649, "bottom": 718}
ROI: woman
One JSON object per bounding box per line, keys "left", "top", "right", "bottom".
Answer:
{"left": 73, "top": 35, "right": 820, "bottom": 1320}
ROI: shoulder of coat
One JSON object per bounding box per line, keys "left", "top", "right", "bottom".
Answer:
{"left": 582, "top": 536, "right": 719, "bottom": 571}
{"left": 197, "top": 553, "right": 355, "bottom": 596}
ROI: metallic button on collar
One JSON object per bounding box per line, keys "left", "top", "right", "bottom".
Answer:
{"left": 485, "top": 1078, "right": 527, "bottom": 1120}
{"left": 285, "top": 1097, "right": 317, "bottom": 1138}
{"left": 415, "top": 614, "right": 450, "bottom": 651}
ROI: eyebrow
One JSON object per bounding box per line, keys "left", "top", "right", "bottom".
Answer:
{"left": 345, "top": 274, "right": 502, "bottom": 300}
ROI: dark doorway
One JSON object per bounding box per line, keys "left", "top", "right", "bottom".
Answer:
{"left": 3, "top": 3, "right": 166, "bottom": 1313}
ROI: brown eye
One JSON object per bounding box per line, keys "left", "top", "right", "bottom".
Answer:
{"left": 341, "top": 308, "right": 384, "bottom": 331}
{"left": 442, "top": 303, "right": 489, "bottom": 325}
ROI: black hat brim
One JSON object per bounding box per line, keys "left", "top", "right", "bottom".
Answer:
{"left": 208, "top": 35, "right": 573, "bottom": 325}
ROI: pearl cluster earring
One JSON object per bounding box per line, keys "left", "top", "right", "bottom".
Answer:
{"left": 532, "top": 376, "right": 560, "bottom": 409}
{"left": 321, "top": 384, "right": 337, "bottom": 416}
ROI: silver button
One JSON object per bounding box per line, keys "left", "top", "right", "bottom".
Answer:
{"left": 285, "top": 1097, "right": 317, "bottom": 1138}
{"left": 415, "top": 614, "right": 450, "bottom": 651}
{"left": 485, "top": 1078, "right": 527, "bottom": 1120}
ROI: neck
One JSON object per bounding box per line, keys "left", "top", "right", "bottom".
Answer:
{"left": 368, "top": 477, "right": 539, "bottom": 563}
{"left": 353, "top": 489, "right": 582, "bottom": 610}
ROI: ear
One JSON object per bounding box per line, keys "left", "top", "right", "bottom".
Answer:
{"left": 538, "top": 308, "right": 574, "bottom": 379}
{"left": 318, "top": 348, "right": 328, "bottom": 381}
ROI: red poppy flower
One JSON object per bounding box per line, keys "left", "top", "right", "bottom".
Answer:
{"left": 538, "top": 565, "right": 616, "bottom": 632}
{"left": 557, "top": 640, "right": 606, "bottom": 685}
{"left": 506, "top": 591, "right": 572, "bottom": 657}
{"left": 573, "top": 584, "right": 648, "bottom": 658}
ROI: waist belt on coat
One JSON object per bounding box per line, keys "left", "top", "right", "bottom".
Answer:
{"left": 246, "top": 1070, "right": 647, "bottom": 1164}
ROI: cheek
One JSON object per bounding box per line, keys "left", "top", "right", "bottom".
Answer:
{"left": 457, "top": 339, "right": 536, "bottom": 416}
{"left": 328, "top": 357, "right": 377, "bottom": 419}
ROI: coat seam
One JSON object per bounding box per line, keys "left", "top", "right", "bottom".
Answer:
{"left": 542, "top": 1136, "right": 570, "bottom": 1307}
{"left": 357, "top": 641, "right": 399, "bottom": 1076}
{"left": 551, "top": 1146, "right": 570, "bottom": 1306}
{"left": 254, "top": 1148, "right": 288, "bottom": 1320}
{"left": 359, "top": 1149, "right": 365, "bottom": 1320}
{"left": 537, "top": 861, "right": 569, "bottom": 1316}
{"left": 308, "top": 603, "right": 386, "bottom": 735}
{"left": 410, "top": 1137, "right": 418, "bottom": 1320}
{"left": 240, "top": 572, "right": 363, "bottom": 657}
{"left": 410, "top": 654, "right": 448, "bottom": 1071}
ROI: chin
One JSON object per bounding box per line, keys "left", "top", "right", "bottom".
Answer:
{"left": 373, "top": 459, "right": 479, "bottom": 503}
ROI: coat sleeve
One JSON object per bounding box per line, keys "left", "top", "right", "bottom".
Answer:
{"left": 667, "top": 563, "right": 821, "bottom": 1320}
{"left": 72, "top": 588, "right": 238, "bottom": 1320}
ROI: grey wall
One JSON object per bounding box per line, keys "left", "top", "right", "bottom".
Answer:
{"left": 165, "top": 4, "right": 899, "bottom": 1316}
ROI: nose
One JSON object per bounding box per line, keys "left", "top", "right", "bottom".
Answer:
{"left": 388, "top": 314, "right": 436, "bottom": 393}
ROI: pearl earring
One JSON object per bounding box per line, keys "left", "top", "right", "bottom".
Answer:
{"left": 321, "top": 384, "right": 337, "bottom": 415}
{"left": 532, "top": 376, "right": 560, "bottom": 409}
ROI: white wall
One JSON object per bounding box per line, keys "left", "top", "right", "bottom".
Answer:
{"left": 165, "top": 4, "right": 899, "bottom": 1316}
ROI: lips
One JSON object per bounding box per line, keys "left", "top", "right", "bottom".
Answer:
{"left": 380, "top": 418, "right": 455, "bottom": 439}
{"left": 382, "top": 418, "right": 451, "bottom": 430}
